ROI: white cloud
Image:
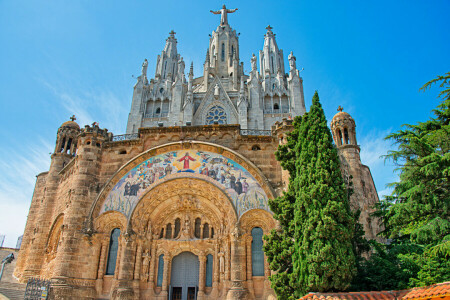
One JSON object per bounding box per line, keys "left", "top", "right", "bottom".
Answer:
{"left": 0, "top": 138, "right": 52, "bottom": 248}
{"left": 358, "top": 128, "right": 399, "bottom": 196}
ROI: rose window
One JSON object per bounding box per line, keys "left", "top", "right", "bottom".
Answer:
{"left": 206, "top": 106, "right": 227, "bottom": 124}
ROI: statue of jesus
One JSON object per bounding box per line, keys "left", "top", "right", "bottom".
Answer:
{"left": 210, "top": 5, "right": 238, "bottom": 26}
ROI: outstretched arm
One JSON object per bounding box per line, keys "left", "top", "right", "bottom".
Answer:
{"left": 227, "top": 8, "right": 238, "bottom": 13}
{"left": 210, "top": 10, "right": 220, "bottom": 14}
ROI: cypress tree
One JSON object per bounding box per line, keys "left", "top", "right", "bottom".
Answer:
{"left": 264, "top": 91, "right": 356, "bottom": 299}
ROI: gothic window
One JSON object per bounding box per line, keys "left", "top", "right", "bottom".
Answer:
{"left": 206, "top": 106, "right": 227, "bottom": 125}
{"left": 273, "top": 103, "right": 279, "bottom": 110}
{"left": 194, "top": 218, "right": 201, "bottom": 238}
{"left": 165, "top": 223, "right": 172, "bottom": 239}
{"left": 206, "top": 254, "right": 213, "bottom": 287}
{"left": 163, "top": 61, "right": 167, "bottom": 79}
{"left": 221, "top": 43, "right": 225, "bottom": 62}
{"left": 159, "top": 228, "right": 164, "bottom": 239}
{"left": 344, "top": 128, "right": 349, "bottom": 144}
{"left": 105, "top": 228, "right": 120, "bottom": 275}
{"left": 60, "top": 137, "right": 66, "bottom": 152}
{"left": 203, "top": 223, "right": 210, "bottom": 238}
{"left": 251, "top": 227, "right": 264, "bottom": 276}
{"left": 211, "top": 227, "right": 214, "bottom": 238}
{"left": 160, "top": 88, "right": 164, "bottom": 94}
{"left": 157, "top": 254, "right": 164, "bottom": 287}
{"left": 174, "top": 218, "right": 181, "bottom": 238}
{"left": 271, "top": 56, "right": 275, "bottom": 73}
{"left": 155, "top": 107, "right": 161, "bottom": 115}
{"left": 66, "top": 138, "right": 72, "bottom": 153}
{"left": 252, "top": 145, "right": 261, "bottom": 151}
{"left": 338, "top": 130, "right": 343, "bottom": 146}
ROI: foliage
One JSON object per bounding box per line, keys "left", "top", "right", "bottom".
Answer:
{"left": 361, "top": 72, "right": 450, "bottom": 290}
{"left": 264, "top": 91, "right": 356, "bottom": 299}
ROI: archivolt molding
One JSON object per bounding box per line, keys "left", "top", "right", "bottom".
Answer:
{"left": 86, "top": 141, "right": 276, "bottom": 229}
{"left": 239, "top": 209, "right": 275, "bottom": 235}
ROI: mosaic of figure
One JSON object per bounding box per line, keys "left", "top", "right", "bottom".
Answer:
{"left": 101, "top": 150, "right": 270, "bottom": 218}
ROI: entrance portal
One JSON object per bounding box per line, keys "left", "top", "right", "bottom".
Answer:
{"left": 170, "top": 252, "right": 199, "bottom": 300}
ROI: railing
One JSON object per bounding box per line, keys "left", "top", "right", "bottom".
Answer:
{"left": 144, "top": 112, "right": 168, "bottom": 119}
{"left": 263, "top": 108, "right": 290, "bottom": 114}
{"left": 111, "top": 133, "right": 139, "bottom": 142}
{"left": 24, "top": 278, "right": 51, "bottom": 299}
{"left": 240, "top": 129, "right": 272, "bottom": 136}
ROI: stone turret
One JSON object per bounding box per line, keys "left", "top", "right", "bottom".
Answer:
{"left": 331, "top": 107, "right": 382, "bottom": 240}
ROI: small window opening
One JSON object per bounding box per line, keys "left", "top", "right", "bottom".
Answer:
{"left": 338, "top": 130, "right": 343, "bottom": 146}
{"left": 155, "top": 107, "right": 161, "bottom": 114}
{"left": 221, "top": 43, "right": 225, "bottom": 62}
{"left": 86, "top": 141, "right": 91, "bottom": 145}
{"left": 194, "top": 218, "right": 201, "bottom": 238}
{"left": 252, "top": 145, "right": 261, "bottom": 151}
{"left": 344, "top": 128, "right": 350, "bottom": 144}
{"left": 271, "top": 56, "right": 275, "bottom": 73}
{"left": 274, "top": 103, "right": 279, "bottom": 110}
{"left": 203, "top": 223, "right": 210, "bottom": 239}
{"left": 96, "top": 143, "right": 101, "bottom": 147}
{"left": 174, "top": 218, "right": 181, "bottom": 238}
{"left": 119, "top": 150, "right": 127, "bottom": 155}
{"left": 66, "top": 138, "right": 72, "bottom": 153}
{"left": 60, "top": 137, "right": 66, "bottom": 152}
{"left": 159, "top": 228, "right": 164, "bottom": 239}
{"left": 165, "top": 223, "right": 172, "bottom": 239}
{"left": 211, "top": 227, "right": 214, "bottom": 239}
{"left": 160, "top": 88, "right": 164, "bottom": 94}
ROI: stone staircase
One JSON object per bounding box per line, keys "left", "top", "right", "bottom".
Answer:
{"left": 0, "top": 248, "right": 26, "bottom": 300}
{"left": 0, "top": 282, "right": 25, "bottom": 300}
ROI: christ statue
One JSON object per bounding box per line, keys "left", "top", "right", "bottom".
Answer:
{"left": 210, "top": 5, "right": 238, "bottom": 26}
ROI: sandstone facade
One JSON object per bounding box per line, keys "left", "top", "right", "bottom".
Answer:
{"left": 14, "top": 7, "right": 381, "bottom": 300}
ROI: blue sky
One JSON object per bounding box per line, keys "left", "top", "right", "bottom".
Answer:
{"left": 0, "top": 1, "right": 449, "bottom": 247}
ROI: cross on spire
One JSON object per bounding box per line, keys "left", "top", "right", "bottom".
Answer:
{"left": 266, "top": 25, "right": 273, "bottom": 31}
{"left": 169, "top": 30, "right": 176, "bottom": 38}
{"left": 70, "top": 115, "right": 76, "bottom": 121}
{"left": 337, "top": 106, "right": 344, "bottom": 112}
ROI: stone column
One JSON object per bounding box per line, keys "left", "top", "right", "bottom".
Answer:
{"left": 226, "top": 228, "right": 248, "bottom": 299}
{"left": 113, "top": 237, "right": 135, "bottom": 299}
{"left": 198, "top": 253, "right": 207, "bottom": 299}
{"left": 160, "top": 255, "right": 170, "bottom": 297}
{"left": 211, "top": 243, "right": 219, "bottom": 296}
{"left": 134, "top": 242, "right": 143, "bottom": 280}
{"left": 95, "top": 239, "right": 107, "bottom": 294}
{"left": 200, "top": 224, "right": 204, "bottom": 239}
{"left": 246, "top": 235, "right": 255, "bottom": 298}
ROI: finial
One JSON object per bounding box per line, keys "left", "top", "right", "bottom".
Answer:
{"left": 70, "top": 115, "right": 76, "bottom": 121}
{"left": 189, "top": 62, "right": 194, "bottom": 75}
{"left": 266, "top": 25, "right": 273, "bottom": 31}
{"left": 169, "top": 30, "right": 176, "bottom": 38}
{"left": 337, "top": 106, "right": 343, "bottom": 112}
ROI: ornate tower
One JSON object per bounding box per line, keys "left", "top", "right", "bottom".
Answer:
{"left": 331, "top": 107, "right": 381, "bottom": 240}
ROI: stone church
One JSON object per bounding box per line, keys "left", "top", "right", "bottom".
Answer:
{"left": 14, "top": 6, "right": 381, "bottom": 300}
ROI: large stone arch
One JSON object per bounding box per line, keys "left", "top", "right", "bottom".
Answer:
{"left": 86, "top": 141, "right": 276, "bottom": 234}
{"left": 129, "top": 177, "right": 238, "bottom": 238}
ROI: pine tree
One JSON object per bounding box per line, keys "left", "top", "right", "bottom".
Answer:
{"left": 264, "top": 91, "right": 356, "bottom": 299}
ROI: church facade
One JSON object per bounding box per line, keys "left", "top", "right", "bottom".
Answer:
{"left": 14, "top": 7, "right": 381, "bottom": 300}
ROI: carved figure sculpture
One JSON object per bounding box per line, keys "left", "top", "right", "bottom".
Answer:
{"left": 210, "top": 5, "right": 238, "bottom": 26}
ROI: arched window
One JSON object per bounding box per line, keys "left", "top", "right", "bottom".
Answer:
{"left": 344, "top": 128, "right": 349, "bottom": 144}
{"left": 174, "top": 218, "right": 181, "bottom": 238}
{"left": 338, "top": 130, "right": 343, "bottom": 146}
{"left": 194, "top": 218, "right": 201, "bottom": 238}
{"left": 274, "top": 103, "right": 279, "bottom": 110}
{"left": 60, "top": 137, "right": 66, "bottom": 152}
{"left": 231, "top": 45, "right": 234, "bottom": 56}
{"left": 157, "top": 254, "right": 164, "bottom": 287}
{"left": 221, "top": 43, "right": 225, "bottom": 62}
{"left": 206, "top": 254, "right": 213, "bottom": 287}
{"left": 155, "top": 107, "right": 161, "bottom": 114}
{"left": 105, "top": 228, "right": 120, "bottom": 275}
{"left": 66, "top": 138, "right": 72, "bottom": 154}
{"left": 211, "top": 227, "right": 214, "bottom": 239}
{"left": 251, "top": 227, "right": 264, "bottom": 276}
{"left": 159, "top": 228, "right": 164, "bottom": 239}
{"left": 203, "top": 223, "right": 210, "bottom": 239}
{"left": 165, "top": 223, "right": 172, "bottom": 239}
{"left": 163, "top": 61, "right": 167, "bottom": 78}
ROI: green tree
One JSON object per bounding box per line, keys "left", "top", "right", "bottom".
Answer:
{"left": 362, "top": 72, "right": 450, "bottom": 289}
{"left": 264, "top": 91, "right": 356, "bottom": 299}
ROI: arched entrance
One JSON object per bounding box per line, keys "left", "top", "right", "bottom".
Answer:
{"left": 170, "top": 252, "right": 199, "bottom": 300}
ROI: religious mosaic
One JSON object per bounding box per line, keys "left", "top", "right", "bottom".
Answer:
{"left": 100, "top": 150, "right": 270, "bottom": 218}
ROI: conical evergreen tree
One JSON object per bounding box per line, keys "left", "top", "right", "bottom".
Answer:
{"left": 264, "top": 91, "right": 356, "bottom": 299}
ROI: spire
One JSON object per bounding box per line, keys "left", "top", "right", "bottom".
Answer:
{"left": 189, "top": 62, "right": 194, "bottom": 77}
{"left": 188, "top": 62, "right": 194, "bottom": 92}
{"left": 260, "top": 25, "right": 285, "bottom": 80}
{"left": 163, "top": 30, "right": 178, "bottom": 58}
{"left": 155, "top": 30, "right": 180, "bottom": 81}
